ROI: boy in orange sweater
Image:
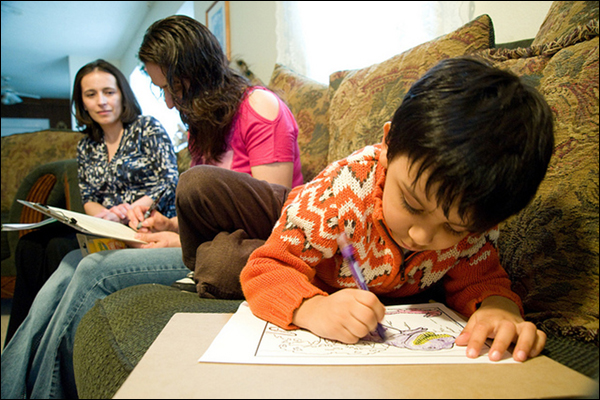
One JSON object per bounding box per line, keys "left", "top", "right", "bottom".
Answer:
{"left": 240, "top": 57, "right": 554, "bottom": 362}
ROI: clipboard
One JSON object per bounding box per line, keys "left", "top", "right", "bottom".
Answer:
{"left": 6, "top": 200, "right": 146, "bottom": 244}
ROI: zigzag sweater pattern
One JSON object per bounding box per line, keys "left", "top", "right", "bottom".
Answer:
{"left": 241, "top": 145, "right": 523, "bottom": 329}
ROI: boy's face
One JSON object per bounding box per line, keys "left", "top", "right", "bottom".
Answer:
{"left": 380, "top": 123, "right": 471, "bottom": 252}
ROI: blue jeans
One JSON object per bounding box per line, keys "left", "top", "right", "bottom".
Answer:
{"left": 1, "top": 247, "right": 188, "bottom": 399}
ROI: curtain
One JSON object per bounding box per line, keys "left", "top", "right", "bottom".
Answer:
{"left": 276, "top": 1, "right": 472, "bottom": 84}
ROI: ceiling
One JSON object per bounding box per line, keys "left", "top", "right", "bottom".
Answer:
{"left": 1, "top": 1, "right": 154, "bottom": 101}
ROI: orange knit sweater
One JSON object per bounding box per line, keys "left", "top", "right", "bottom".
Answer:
{"left": 240, "top": 145, "right": 523, "bottom": 329}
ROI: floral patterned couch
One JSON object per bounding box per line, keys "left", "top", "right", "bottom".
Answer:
{"left": 1, "top": 130, "right": 193, "bottom": 298}
{"left": 71, "top": 1, "right": 597, "bottom": 397}
{"left": 1, "top": 130, "right": 83, "bottom": 297}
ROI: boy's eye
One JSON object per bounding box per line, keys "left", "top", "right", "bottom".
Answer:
{"left": 401, "top": 194, "right": 422, "bottom": 215}
{"left": 444, "top": 224, "right": 466, "bottom": 237}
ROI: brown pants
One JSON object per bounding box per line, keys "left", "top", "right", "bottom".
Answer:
{"left": 176, "top": 166, "right": 291, "bottom": 298}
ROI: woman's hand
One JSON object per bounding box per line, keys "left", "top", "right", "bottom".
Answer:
{"left": 455, "top": 296, "right": 546, "bottom": 362}
{"left": 127, "top": 206, "right": 174, "bottom": 232}
{"left": 126, "top": 206, "right": 180, "bottom": 248}
{"left": 95, "top": 203, "right": 132, "bottom": 223}
{"left": 292, "top": 289, "right": 386, "bottom": 344}
{"left": 130, "top": 231, "right": 181, "bottom": 248}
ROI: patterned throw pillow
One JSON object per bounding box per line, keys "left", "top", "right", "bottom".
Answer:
{"left": 480, "top": 19, "right": 599, "bottom": 342}
{"left": 268, "top": 64, "right": 330, "bottom": 183}
{"left": 533, "top": 0, "right": 599, "bottom": 46}
{"left": 326, "top": 14, "right": 495, "bottom": 164}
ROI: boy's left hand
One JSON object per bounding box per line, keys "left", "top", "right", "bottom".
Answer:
{"left": 455, "top": 296, "right": 546, "bottom": 362}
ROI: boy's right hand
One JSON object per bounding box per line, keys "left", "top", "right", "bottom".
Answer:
{"left": 292, "top": 289, "right": 385, "bottom": 344}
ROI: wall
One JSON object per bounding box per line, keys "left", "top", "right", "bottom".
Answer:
{"left": 1, "top": 98, "right": 71, "bottom": 130}
{"left": 228, "top": 1, "right": 277, "bottom": 85}
{"left": 471, "top": 1, "right": 553, "bottom": 43}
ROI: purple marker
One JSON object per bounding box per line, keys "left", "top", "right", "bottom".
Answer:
{"left": 337, "top": 232, "right": 387, "bottom": 339}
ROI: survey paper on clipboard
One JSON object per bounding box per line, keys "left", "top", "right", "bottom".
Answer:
{"left": 5, "top": 200, "right": 146, "bottom": 244}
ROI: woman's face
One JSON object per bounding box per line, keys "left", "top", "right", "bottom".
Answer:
{"left": 81, "top": 69, "right": 123, "bottom": 128}
{"left": 144, "top": 62, "right": 183, "bottom": 110}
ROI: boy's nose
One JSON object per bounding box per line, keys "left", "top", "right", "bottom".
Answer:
{"left": 408, "top": 225, "right": 434, "bottom": 247}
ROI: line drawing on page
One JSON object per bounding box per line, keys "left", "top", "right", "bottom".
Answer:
{"left": 199, "top": 302, "right": 513, "bottom": 365}
{"left": 254, "top": 304, "right": 476, "bottom": 358}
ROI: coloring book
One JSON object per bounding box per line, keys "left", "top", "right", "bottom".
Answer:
{"left": 199, "top": 302, "right": 515, "bottom": 365}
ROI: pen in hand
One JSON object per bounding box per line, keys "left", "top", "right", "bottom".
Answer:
{"left": 136, "top": 191, "right": 165, "bottom": 230}
{"left": 337, "top": 232, "right": 387, "bottom": 340}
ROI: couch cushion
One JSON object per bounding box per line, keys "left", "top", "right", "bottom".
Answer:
{"left": 478, "top": 18, "right": 599, "bottom": 342}
{"left": 533, "top": 0, "right": 599, "bottom": 46}
{"left": 502, "top": 37, "right": 598, "bottom": 343}
{"left": 326, "top": 14, "right": 495, "bottom": 164}
{"left": 268, "top": 64, "right": 330, "bottom": 182}
{"left": 73, "top": 283, "right": 242, "bottom": 399}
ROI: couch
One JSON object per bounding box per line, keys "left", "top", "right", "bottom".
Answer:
{"left": 69, "top": 1, "right": 596, "bottom": 397}
{"left": 0, "top": 130, "right": 196, "bottom": 299}
{"left": 1, "top": 130, "right": 83, "bottom": 298}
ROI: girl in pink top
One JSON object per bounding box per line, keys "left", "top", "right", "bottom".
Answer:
{"left": 134, "top": 15, "right": 305, "bottom": 298}
{"left": 192, "top": 86, "right": 304, "bottom": 188}
{"left": 131, "top": 15, "right": 304, "bottom": 250}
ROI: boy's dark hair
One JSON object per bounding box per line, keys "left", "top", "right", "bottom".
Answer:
{"left": 72, "top": 59, "right": 141, "bottom": 143}
{"left": 385, "top": 57, "right": 554, "bottom": 233}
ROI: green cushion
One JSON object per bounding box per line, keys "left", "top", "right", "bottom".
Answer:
{"left": 73, "top": 284, "right": 242, "bottom": 399}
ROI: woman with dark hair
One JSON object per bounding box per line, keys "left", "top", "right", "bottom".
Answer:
{"left": 72, "top": 59, "right": 178, "bottom": 221}
{"left": 138, "top": 14, "right": 302, "bottom": 186}
{"left": 1, "top": 15, "right": 302, "bottom": 398}
{"left": 3, "top": 59, "right": 178, "bottom": 346}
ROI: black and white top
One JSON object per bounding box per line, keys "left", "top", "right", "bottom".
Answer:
{"left": 77, "top": 115, "right": 178, "bottom": 218}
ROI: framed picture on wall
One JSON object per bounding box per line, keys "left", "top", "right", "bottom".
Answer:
{"left": 206, "top": 1, "right": 231, "bottom": 60}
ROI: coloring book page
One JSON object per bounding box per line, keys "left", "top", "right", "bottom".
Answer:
{"left": 199, "top": 302, "right": 516, "bottom": 365}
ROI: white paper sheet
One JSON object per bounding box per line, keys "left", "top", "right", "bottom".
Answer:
{"left": 199, "top": 302, "right": 516, "bottom": 365}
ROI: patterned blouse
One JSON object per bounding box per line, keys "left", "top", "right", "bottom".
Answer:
{"left": 77, "top": 115, "right": 178, "bottom": 218}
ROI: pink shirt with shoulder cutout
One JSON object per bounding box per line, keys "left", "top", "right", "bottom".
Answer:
{"left": 191, "top": 86, "right": 303, "bottom": 187}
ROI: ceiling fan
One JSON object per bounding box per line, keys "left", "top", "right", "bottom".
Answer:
{"left": 1, "top": 76, "right": 41, "bottom": 105}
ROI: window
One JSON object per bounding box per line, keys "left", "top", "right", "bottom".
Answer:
{"left": 129, "top": 65, "right": 188, "bottom": 152}
{"left": 276, "top": 1, "right": 467, "bottom": 84}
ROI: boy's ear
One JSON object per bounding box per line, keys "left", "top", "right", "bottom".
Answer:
{"left": 380, "top": 122, "right": 391, "bottom": 168}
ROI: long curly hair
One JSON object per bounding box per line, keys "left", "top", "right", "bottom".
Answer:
{"left": 138, "top": 15, "right": 250, "bottom": 164}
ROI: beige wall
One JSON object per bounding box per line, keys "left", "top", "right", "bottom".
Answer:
{"left": 471, "top": 1, "right": 553, "bottom": 43}
{"left": 228, "top": 1, "right": 277, "bottom": 85}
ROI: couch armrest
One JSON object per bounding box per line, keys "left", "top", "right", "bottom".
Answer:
{"left": 2, "top": 159, "right": 81, "bottom": 282}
